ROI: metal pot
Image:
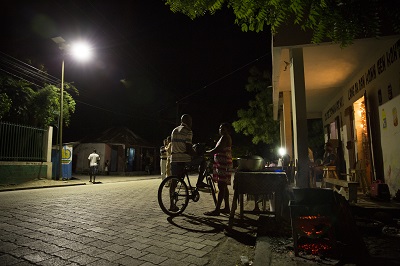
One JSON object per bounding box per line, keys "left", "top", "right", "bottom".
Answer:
{"left": 237, "top": 155, "right": 265, "bottom": 171}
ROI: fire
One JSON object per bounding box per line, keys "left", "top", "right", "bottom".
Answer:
{"left": 299, "top": 215, "right": 321, "bottom": 220}
{"left": 298, "top": 243, "right": 332, "bottom": 255}
{"left": 296, "top": 215, "right": 331, "bottom": 237}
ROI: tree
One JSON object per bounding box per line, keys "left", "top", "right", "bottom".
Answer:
{"left": 164, "top": 0, "right": 400, "bottom": 46}
{"left": 0, "top": 73, "right": 77, "bottom": 128}
{"left": 30, "top": 84, "right": 77, "bottom": 128}
{"left": 232, "top": 67, "right": 280, "bottom": 145}
{"left": 0, "top": 93, "right": 12, "bottom": 120}
{"left": 0, "top": 75, "right": 34, "bottom": 124}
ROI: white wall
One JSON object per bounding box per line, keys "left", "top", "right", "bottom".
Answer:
{"left": 322, "top": 37, "right": 400, "bottom": 184}
{"left": 323, "top": 38, "right": 400, "bottom": 125}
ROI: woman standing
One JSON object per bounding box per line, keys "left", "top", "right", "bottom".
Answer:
{"left": 204, "top": 123, "right": 233, "bottom": 216}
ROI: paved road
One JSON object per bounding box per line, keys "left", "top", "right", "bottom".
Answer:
{"left": 0, "top": 177, "right": 257, "bottom": 265}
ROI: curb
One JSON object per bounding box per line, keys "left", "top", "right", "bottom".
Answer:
{"left": 0, "top": 182, "right": 86, "bottom": 192}
{"left": 0, "top": 175, "right": 162, "bottom": 192}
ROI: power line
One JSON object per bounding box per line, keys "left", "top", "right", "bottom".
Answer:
{"left": 0, "top": 51, "right": 60, "bottom": 86}
{"left": 76, "top": 100, "right": 175, "bottom": 125}
{"left": 0, "top": 51, "right": 175, "bottom": 126}
{"left": 156, "top": 52, "right": 270, "bottom": 114}
{"left": 177, "top": 53, "right": 270, "bottom": 103}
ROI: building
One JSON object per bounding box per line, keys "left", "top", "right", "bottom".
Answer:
{"left": 272, "top": 24, "right": 400, "bottom": 195}
{"left": 72, "top": 127, "right": 156, "bottom": 175}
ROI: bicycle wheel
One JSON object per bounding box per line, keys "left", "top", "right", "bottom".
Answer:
{"left": 158, "top": 176, "right": 189, "bottom": 216}
{"left": 206, "top": 174, "right": 218, "bottom": 207}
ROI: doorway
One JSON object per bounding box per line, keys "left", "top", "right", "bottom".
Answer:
{"left": 353, "top": 96, "right": 372, "bottom": 185}
{"left": 126, "top": 147, "right": 136, "bottom": 171}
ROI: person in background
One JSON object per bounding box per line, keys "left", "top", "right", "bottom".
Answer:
{"left": 88, "top": 149, "right": 100, "bottom": 183}
{"left": 144, "top": 152, "right": 152, "bottom": 174}
{"left": 321, "top": 142, "right": 337, "bottom": 166}
{"left": 165, "top": 136, "right": 172, "bottom": 177}
{"left": 160, "top": 139, "right": 168, "bottom": 180}
{"left": 311, "top": 142, "right": 337, "bottom": 181}
{"left": 204, "top": 123, "right": 233, "bottom": 216}
{"left": 308, "top": 147, "right": 314, "bottom": 163}
{"left": 104, "top": 160, "right": 109, "bottom": 175}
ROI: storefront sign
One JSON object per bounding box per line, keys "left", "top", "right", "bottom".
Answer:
{"left": 347, "top": 39, "right": 400, "bottom": 102}
{"left": 324, "top": 96, "right": 344, "bottom": 121}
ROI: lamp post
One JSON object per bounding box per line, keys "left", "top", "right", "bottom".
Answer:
{"left": 52, "top": 36, "right": 92, "bottom": 180}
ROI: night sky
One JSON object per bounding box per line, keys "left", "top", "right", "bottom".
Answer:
{"left": 1, "top": 1, "right": 271, "bottom": 147}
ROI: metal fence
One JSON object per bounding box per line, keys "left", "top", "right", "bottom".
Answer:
{"left": 0, "top": 121, "right": 47, "bottom": 162}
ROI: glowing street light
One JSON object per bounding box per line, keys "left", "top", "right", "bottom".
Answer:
{"left": 52, "top": 36, "right": 92, "bottom": 179}
{"left": 278, "top": 147, "right": 286, "bottom": 167}
{"left": 278, "top": 147, "right": 286, "bottom": 157}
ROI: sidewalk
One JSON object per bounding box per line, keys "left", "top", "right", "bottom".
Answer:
{"left": 0, "top": 174, "right": 162, "bottom": 192}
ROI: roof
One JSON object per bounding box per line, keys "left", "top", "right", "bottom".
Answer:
{"left": 272, "top": 33, "right": 400, "bottom": 119}
{"left": 79, "top": 126, "right": 154, "bottom": 147}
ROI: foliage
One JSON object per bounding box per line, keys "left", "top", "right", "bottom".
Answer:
{"left": 164, "top": 0, "right": 400, "bottom": 46}
{"left": 0, "top": 75, "right": 34, "bottom": 124}
{"left": 0, "top": 73, "right": 77, "bottom": 128}
{"left": 0, "top": 93, "right": 12, "bottom": 119}
{"left": 232, "top": 67, "right": 280, "bottom": 145}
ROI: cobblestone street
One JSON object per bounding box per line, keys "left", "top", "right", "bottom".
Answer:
{"left": 0, "top": 177, "right": 257, "bottom": 265}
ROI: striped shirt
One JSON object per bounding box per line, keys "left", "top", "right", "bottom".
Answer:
{"left": 170, "top": 123, "right": 192, "bottom": 163}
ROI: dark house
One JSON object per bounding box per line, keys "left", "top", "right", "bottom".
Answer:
{"left": 73, "top": 127, "right": 156, "bottom": 174}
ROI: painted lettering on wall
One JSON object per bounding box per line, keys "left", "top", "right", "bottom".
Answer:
{"left": 365, "top": 64, "right": 377, "bottom": 85}
{"left": 347, "top": 76, "right": 365, "bottom": 100}
{"left": 324, "top": 96, "right": 344, "bottom": 121}
{"left": 386, "top": 39, "right": 399, "bottom": 67}
{"left": 358, "top": 76, "right": 365, "bottom": 91}
{"left": 347, "top": 38, "right": 400, "bottom": 102}
{"left": 377, "top": 55, "right": 386, "bottom": 75}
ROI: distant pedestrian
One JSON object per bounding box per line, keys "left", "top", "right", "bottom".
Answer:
{"left": 104, "top": 160, "right": 110, "bottom": 175}
{"left": 165, "top": 136, "right": 172, "bottom": 177}
{"left": 88, "top": 149, "right": 100, "bottom": 183}
{"left": 160, "top": 139, "right": 168, "bottom": 180}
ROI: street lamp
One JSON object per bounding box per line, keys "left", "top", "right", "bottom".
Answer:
{"left": 278, "top": 147, "right": 286, "bottom": 167}
{"left": 52, "top": 36, "right": 92, "bottom": 180}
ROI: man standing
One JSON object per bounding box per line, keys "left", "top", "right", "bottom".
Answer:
{"left": 160, "top": 139, "right": 168, "bottom": 180}
{"left": 88, "top": 149, "right": 100, "bottom": 183}
{"left": 170, "top": 114, "right": 206, "bottom": 186}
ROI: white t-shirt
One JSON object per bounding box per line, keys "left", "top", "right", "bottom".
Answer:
{"left": 88, "top": 152, "right": 100, "bottom": 166}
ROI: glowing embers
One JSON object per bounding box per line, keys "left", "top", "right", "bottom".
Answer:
{"left": 289, "top": 189, "right": 337, "bottom": 257}
{"left": 296, "top": 215, "right": 332, "bottom": 238}
{"left": 297, "top": 237, "right": 333, "bottom": 256}
{"left": 295, "top": 215, "right": 334, "bottom": 255}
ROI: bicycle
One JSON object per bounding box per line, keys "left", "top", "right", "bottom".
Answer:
{"left": 158, "top": 156, "right": 218, "bottom": 216}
